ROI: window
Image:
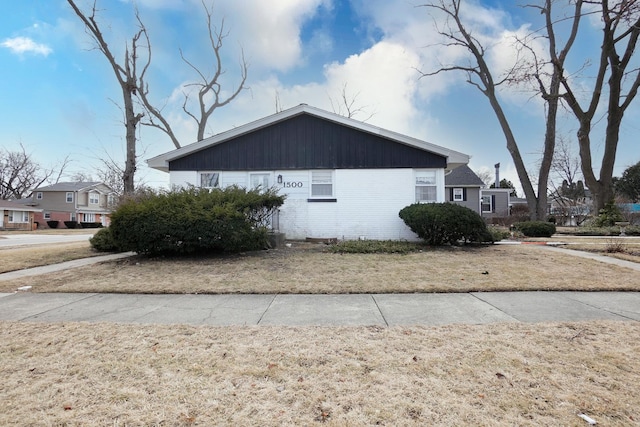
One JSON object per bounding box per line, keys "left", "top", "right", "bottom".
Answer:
{"left": 311, "top": 170, "right": 333, "bottom": 197}
{"left": 84, "top": 213, "right": 96, "bottom": 222}
{"left": 8, "top": 211, "right": 29, "bottom": 223}
{"left": 415, "top": 171, "right": 437, "bottom": 203}
{"left": 482, "top": 195, "right": 493, "bottom": 213}
{"left": 453, "top": 188, "right": 464, "bottom": 202}
{"left": 200, "top": 172, "right": 220, "bottom": 188}
{"left": 70, "top": 213, "right": 76, "bottom": 221}
{"left": 250, "top": 173, "right": 270, "bottom": 190}
{"left": 66, "top": 192, "right": 74, "bottom": 203}
{"left": 89, "top": 192, "right": 99, "bottom": 205}
{"left": 44, "top": 212, "right": 51, "bottom": 220}
{"left": 36, "top": 192, "right": 43, "bottom": 200}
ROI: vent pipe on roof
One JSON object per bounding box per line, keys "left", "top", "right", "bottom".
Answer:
{"left": 494, "top": 163, "right": 500, "bottom": 188}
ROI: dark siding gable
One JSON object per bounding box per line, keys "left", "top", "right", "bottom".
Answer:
{"left": 169, "top": 113, "right": 447, "bottom": 171}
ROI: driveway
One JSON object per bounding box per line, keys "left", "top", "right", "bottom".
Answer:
{"left": 0, "top": 233, "right": 94, "bottom": 248}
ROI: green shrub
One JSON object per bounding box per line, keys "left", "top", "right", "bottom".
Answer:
{"left": 109, "top": 186, "right": 285, "bottom": 256}
{"left": 47, "top": 220, "right": 59, "bottom": 229}
{"left": 592, "top": 201, "right": 625, "bottom": 227}
{"left": 399, "top": 203, "right": 492, "bottom": 246}
{"left": 328, "top": 240, "right": 424, "bottom": 254}
{"left": 64, "top": 220, "right": 79, "bottom": 229}
{"left": 488, "top": 226, "right": 510, "bottom": 241}
{"left": 80, "top": 222, "right": 103, "bottom": 228}
{"left": 514, "top": 221, "right": 556, "bottom": 237}
{"left": 90, "top": 227, "right": 120, "bottom": 252}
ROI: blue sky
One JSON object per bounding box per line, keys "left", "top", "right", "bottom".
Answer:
{"left": 2, "top": 0, "right": 638, "bottom": 194}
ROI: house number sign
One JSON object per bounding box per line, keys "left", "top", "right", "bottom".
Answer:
{"left": 282, "top": 181, "right": 304, "bottom": 188}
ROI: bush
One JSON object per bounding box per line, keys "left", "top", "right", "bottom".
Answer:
{"left": 328, "top": 240, "right": 424, "bottom": 254}
{"left": 109, "top": 186, "right": 285, "bottom": 256}
{"left": 80, "top": 222, "right": 103, "bottom": 228}
{"left": 47, "top": 220, "right": 59, "bottom": 229}
{"left": 90, "top": 227, "right": 120, "bottom": 252}
{"left": 488, "top": 226, "right": 510, "bottom": 241}
{"left": 592, "top": 201, "right": 625, "bottom": 227}
{"left": 64, "top": 220, "right": 79, "bottom": 229}
{"left": 514, "top": 221, "right": 556, "bottom": 237}
{"left": 399, "top": 203, "right": 492, "bottom": 246}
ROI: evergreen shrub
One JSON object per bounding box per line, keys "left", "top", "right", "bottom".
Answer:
{"left": 89, "top": 227, "right": 120, "bottom": 252}
{"left": 514, "top": 221, "right": 556, "bottom": 237}
{"left": 106, "top": 186, "right": 285, "bottom": 255}
{"left": 399, "top": 202, "right": 493, "bottom": 246}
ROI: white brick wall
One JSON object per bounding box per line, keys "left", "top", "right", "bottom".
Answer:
{"left": 169, "top": 168, "right": 445, "bottom": 241}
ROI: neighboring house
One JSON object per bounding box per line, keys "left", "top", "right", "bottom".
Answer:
{"left": 24, "top": 182, "right": 115, "bottom": 228}
{"left": 480, "top": 188, "right": 512, "bottom": 221}
{"left": 147, "top": 104, "right": 470, "bottom": 241}
{"left": 0, "top": 200, "right": 42, "bottom": 231}
{"left": 444, "top": 165, "right": 485, "bottom": 214}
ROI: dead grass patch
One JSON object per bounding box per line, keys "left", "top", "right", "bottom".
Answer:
{"left": 1, "top": 320, "right": 638, "bottom": 426}
{"left": 0, "top": 242, "right": 101, "bottom": 274}
{"left": 2, "top": 244, "right": 638, "bottom": 294}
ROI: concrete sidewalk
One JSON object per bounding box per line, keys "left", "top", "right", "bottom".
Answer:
{"left": 0, "top": 291, "right": 639, "bottom": 326}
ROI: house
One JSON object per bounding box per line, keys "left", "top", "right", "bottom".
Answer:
{"left": 24, "top": 182, "right": 115, "bottom": 228}
{"left": 481, "top": 188, "right": 512, "bottom": 221}
{"left": 0, "top": 200, "right": 42, "bottom": 231}
{"left": 444, "top": 165, "right": 485, "bottom": 213}
{"left": 147, "top": 104, "right": 470, "bottom": 241}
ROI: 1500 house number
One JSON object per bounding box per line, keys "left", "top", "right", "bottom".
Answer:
{"left": 282, "top": 181, "right": 303, "bottom": 188}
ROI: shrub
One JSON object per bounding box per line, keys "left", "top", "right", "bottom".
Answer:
{"left": 90, "top": 227, "right": 120, "bottom": 252}
{"left": 488, "top": 226, "right": 510, "bottom": 241}
{"left": 399, "top": 203, "right": 492, "bottom": 246}
{"left": 328, "top": 240, "right": 424, "bottom": 254}
{"left": 46, "top": 220, "right": 59, "bottom": 229}
{"left": 109, "top": 186, "right": 285, "bottom": 256}
{"left": 80, "top": 222, "right": 103, "bottom": 228}
{"left": 64, "top": 220, "right": 79, "bottom": 229}
{"left": 591, "top": 201, "right": 625, "bottom": 227}
{"left": 514, "top": 221, "right": 556, "bottom": 237}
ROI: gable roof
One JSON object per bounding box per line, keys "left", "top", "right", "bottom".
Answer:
{"left": 147, "top": 104, "right": 470, "bottom": 172}
{"left": 445, "top": 165, "right": 486, "bottom": 187}
{"left": 0, "top": 199, "right": 42, "bottom": 212}
{"left": 35, "top": 182, "right": 113, "bottom": 193}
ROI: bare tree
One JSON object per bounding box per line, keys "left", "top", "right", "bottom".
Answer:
{"left": 0, "top": 144, "right": 70, "bottom": 199}
{"left": 67, "top": 0, "right": 147, "bottom": 195}
{"left": 137, "top": 1, "right": 248, "bottom": 146}
{"left": 548, "top": 136, "right": 590, "bottom": 225}
{"left": 550, "top": 0, "right": 640, "bottom": 214}
{"left": 418, "top": 0, "right": 577, "bottom": 220}
{"left": 329, "top": 83, "right": 375, "bottom": 121}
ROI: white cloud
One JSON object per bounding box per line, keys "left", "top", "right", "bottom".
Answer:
{"left": 1, "top": 36, "right": 52, "bottom": 56}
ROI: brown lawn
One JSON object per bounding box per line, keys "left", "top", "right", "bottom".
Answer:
{"left": 1, "top": 321, "right": 638, "bottom": 426}
{"left": 1, "top": 242, "right": 637, "bottom": 294}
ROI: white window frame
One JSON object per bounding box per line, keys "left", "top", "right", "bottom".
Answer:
{"left": 200, "top": 172, "right": 221, "bottom": 189}
{"left": 453, "top": 188, "right": 464, "bottom": 202}
{"left": 36, "top": 192, "right": 43, "bottom": 200}
{"left": 8, "top": 211, "right": 29, "bottom": 223}
{"left": 415, "top": 170, "right": 438, "bottom": 203}
{"left": 70, "top": 212, "right": 76, "bottom": 221}
{"left": 310, "top": 170, "right": 334, "bottom": 198}
{"left": 84, "top": 213, "right": 96, "bottom": 222}
{"left": 249, "top": 173, "right": 271, "bottom": 191}
{"left": 44, "top": 212, "right": 51, "bottom": 220}
{"left": 481, "top": 195, "right": 493, "bottom": 213}
{"left": 66, "top": 192, "right": 74, "bottom": 203}
{"left": 89, "top": 191, "right": 99, "bottom": 205}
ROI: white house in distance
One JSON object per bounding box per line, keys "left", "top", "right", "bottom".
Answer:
{"left": 147, "top": 104, "right": 470, "bottom": 241}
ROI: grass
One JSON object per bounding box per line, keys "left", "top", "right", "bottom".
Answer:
{"left": 0, "top": 241, "right": 101, "bottom": 274}
{"left": 1, "top": 242, "right": 638, "bottom": 294}
{"left": 1, "top": 234, "right": 640, "bottom": 425}
{"left": 1, "top": 321, "right": 638, "bottom": 426}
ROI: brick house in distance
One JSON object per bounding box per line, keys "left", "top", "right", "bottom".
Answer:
{"left": 0, "top": 199, "right": 42, "bottom": 231}
{"left": 26, "top": 182, "right": 115, "bottom": 228}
